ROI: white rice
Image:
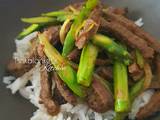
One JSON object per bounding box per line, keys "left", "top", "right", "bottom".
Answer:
{"left": 6, "top": 65, "right": 39, "bottom": 94}
{"left": 3, "top": 76, "right": 15, "bottom": 84}
{"left": 129, "top": 89, "right": 155, "bottom": 120}
{"left": 3, "top": 24, "right": 154, "bottom": 120}
{"left": 13, "top": 31, "right": 38, "bottom": 61}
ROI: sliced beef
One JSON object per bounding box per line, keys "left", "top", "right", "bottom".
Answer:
{"left": 67, "top": 48, "right": 81, "bottom": 62}
{"left": 128, "top": 63, "right": 144, "bottom": 81}
{"left": 103, "top": 11, "right": 160, "bottom": 52}
{"left": 53, "top": 73, "right": 77, "bottom": 105}
{"left": 53, "top": 87, "right": 67, "bottom": 105}
{"left": 150, "top": 55, "right": 160, "bottom": 89}
{"left": 75, "top": 6, "right": 102, "bottom": 49}
{"left": 155, "top": 55, "right": 160, "bottom": 86}
{"left": 96, "top": 66, "right": 113, "bottom": 80}
{"left": 143, "top": 63, "right": 153, "bottom": 89}
{"left": 7, "top": 40, "right": 38, "bottom": 77}
{"left": 87, "top": 75, "right": 114, "bottom": 113}
{"left": 149, "top": 78, "right": 160, "bottom": 90}
{"left": 68, "top": 61, "right": 79, "bottom": 71}
{"left": 100, "top": 18, "right": 154, "bottom": 58}
{"left": 136, "top": 90, "right": 160, "bottom": 120}
{"left": 40, "top": 65, "right": 59, "bottom": 115}
{"left": 106, "top": 7, "right": 128, "bottom": 16}
{"left": 7, "top": 59, "right": 35, "bottom": 77}
{"left": 43, "top": 26, "right": 60, "bottom": 46}
{"left": 37, "top": 44, "right": 45, "bottom": 59}
{"left": 95, "top": 58, "right": 112, "bottom": 66}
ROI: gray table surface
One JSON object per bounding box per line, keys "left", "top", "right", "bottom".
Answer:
{"left": 0, "top": 0, "right": 160, "bottom": 120}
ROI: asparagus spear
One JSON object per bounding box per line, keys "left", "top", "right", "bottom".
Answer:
{"left": 38, "top": 33, "right": 85, "bottom": 97}
{"left": 130, "top": 50, "right": 144, "bottom": 101}
{"left": 17, "top": 24, "right": 40, "bottom": 40}
{"left": 113, "top": 60, "right": 129, "bottom": 112}
{"left": 42, "top": 11, "right": 72, "bottom": 17}
{"left": 21, "top": 17, "right": 58, "bottom": 24}
{"left": 77, "top": 42, "right": 98, "bottom": 87}
{"left": 17, "top": 20, "right": 60, "bottom": 40}
{"left": 135, "top": 49, "right": 144, "bottom": 69}
{"left": 62, "top": 0, "right": 99, "bottom": 57}
{"left": 18, "top": 15, "right": 64, "bottom": 40}
{"left": 92, "top": 34, "right": 130, "bottom": 65}
{"left": 130, "top": 78, "right": 144, "bottom": 102}
{"left": 42, "top": 11, "right": 74, "bottom": 22}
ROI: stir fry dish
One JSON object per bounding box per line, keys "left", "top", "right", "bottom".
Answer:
{"left": 5, "top": 0, "right": 160, "bottom": 120}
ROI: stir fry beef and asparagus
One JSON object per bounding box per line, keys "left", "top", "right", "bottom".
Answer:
{"left": 7, "top": 0, "right": 160, "bottom": 119}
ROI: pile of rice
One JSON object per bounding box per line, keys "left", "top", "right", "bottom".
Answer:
{"left": 3, "top": 18, "right": 154, "bottom": 120}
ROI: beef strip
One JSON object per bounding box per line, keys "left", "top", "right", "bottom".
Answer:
{"left": 95, "top": 58, "right": 112, "bottom": 66}
{"left": 96, "top": 66, "right": 113, "bottom": 80}
{"left": 53, "top": 73, "right": 77, "bottom": 105}
{"left": 37, "top": 44, "right": 45, "bottom": 59}
{"left": 154, "top": 55, "right": 160, "bottom": 86}
{"left": 106, "top": 7, "right": 128, "bottom": 16}
{"left": 68, "top": 61, "right": 78, "bottom": 71}
{"left": 87, "top": 75, "right": 114, "bottom": 113}
{"left": 149, "top": 55, "right": 160, "bottom": 89}
{"left": 103, "top": 11, "right": 160, "bottom": 52}
{"left": 128, "top": 63, "right": 144, "bottom": 81}
{"left": 149, "top": 77, "right": 160, "bottom": 90}
{"left": 53, "top": 87, "right": 67, "bottom": 105}
{"left": 100, "top": 18, "right": 154, "bottom": 58}
{"left": 40, "top": 65, "right": 59, "bottom": 115}
{"left": 43, "top": 26, "right": 60, "bottom": 46}
{"left": 136, "top": 90, "right": 160, "bottom": 120}
{"left": 7, "top": 39, "right": 38, "bottom": 77}
{"left": 7, "top": 59, "right": 35, "bottom": 77}
{"left": 75, "top": 6, "right": 102, "bottom": 49}
{"left": 67, "top": 48, "right": 81, "bottom": 62}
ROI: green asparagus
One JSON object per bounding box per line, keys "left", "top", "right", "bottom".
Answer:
{"left": 77, "top": 42, "right": 99, "bottom": 87}
{"left": 130, "top": 78, "right": 144, "bottom": 102}
{"left": 92, "top": 34, "right": 130, "bottom": 65}
{"left": 17, "top": 24, "right": 40, "bottom": 40}
{"left": 42, "top": 10, "right": 77, "bottom": 22}
{"left": 126, "top": 51, "right": 145, "bottom": 108}
{"left": 21, "top": 17, "right": 58, "bottom": 24}
{"left": 135, "top": 49, "right": 144, "bottom": 69}
{"left": 38, "top": 33, "right": 85, "bottom": 97}
{"left": 62, "top": 0, "right": 99, "bottom": 57}
{"left": 113, "top": 60, "right": 129, "bottom": 112}
{"left": 42, "top": 11, "right": 72, "bottom": 17}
